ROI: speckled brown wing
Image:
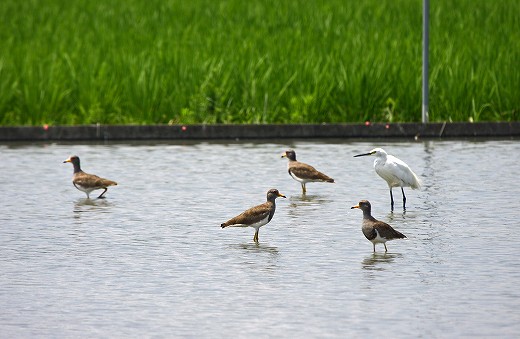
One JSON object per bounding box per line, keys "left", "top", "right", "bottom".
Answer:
{"left": 221, "top": 202, "right": 272, "bottom": 227}
{"left": 373, "top": 221, "right": 406, "bottom": 240}
{"left": 289, "top": 161, "right": 334, "bottom": 182}
{"left": 73, "top": 172, "right": 117, "bottom": 189}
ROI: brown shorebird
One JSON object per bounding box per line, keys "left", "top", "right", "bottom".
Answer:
{"left": 281, "top": 150, "right": 334, "bottom": 194}
{"left": 63, "top": 155, "right": 117, "bottom": 199}
{"left": 351, "top": 200, "right": 406, "bottom": 252}
{"left": 354, "top": 148, "right": 421, "bottom": 211}
{"left": 221, "top": 189, "right": 286, "bottom": 242}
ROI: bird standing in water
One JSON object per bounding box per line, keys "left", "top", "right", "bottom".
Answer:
{"left": 221, "top": 189, "right": 286, "bottom": 242}
{"left": 351, "top": 200, "right": 406, "bottom": 252}
{"left": 63, "top": 155, "right": 117, "bottom": 199}
{"left": 281, "top": 150, "right": 334, "bottom": 194}
{"left": 354, "top": 148, "right": 421, "bottom": 211}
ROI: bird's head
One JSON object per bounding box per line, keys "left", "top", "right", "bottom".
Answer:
{"left": 281, "top": 150, "right": 296, "bottom": 161}
{"left": 351, "top": 200, "right": 371, "bottom": 212}
{"left": 63, "top": 155, "right": 80, "bottom": 165}
{"left": 267, "top": 189, "right": 286, "bottom": 200}
{"left": 353, "top": 148, "right": 386, "bottom": 158}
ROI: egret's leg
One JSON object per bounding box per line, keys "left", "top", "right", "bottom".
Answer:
{"left": 301, "top": 183, "right": 306, "bottom": 194}
{"left": 97, "top": 188, "right": 108, "bottom": 199}
{"left": 401, "top": 187, "right": 407, "bottom": 210}
{"left": 384, "top": 243, "right": 388, "bottom": 252}
{"left": 389, "top": 189, "right": 394, "bottom": 211}
{"left": 253, "top": 230, "right": 259, "bottom": 242}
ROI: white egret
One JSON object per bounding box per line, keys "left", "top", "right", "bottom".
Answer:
{"left": 354, "top": 148, "right": 421, "bottom": 211}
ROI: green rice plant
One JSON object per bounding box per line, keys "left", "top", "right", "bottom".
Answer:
{"left": 0, "top": 0, "right": 518, "bottom": 125}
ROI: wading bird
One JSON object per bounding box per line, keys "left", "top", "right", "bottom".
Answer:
{"left": 351, "top": 200, "right": 406, "bottom": 252}
{"left": 221, "top": 189, "right": 286, "bottom": 242}
{"left": 354, "top": 148, "right": 421, "bottom": 210}
{"left": 63, "top": 155, "right": 117, "bottom": 199}
{"left": 281, "top": 150, "right": 334, "bottom": 194}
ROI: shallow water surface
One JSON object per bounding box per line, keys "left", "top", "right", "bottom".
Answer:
{"left": 1, "top": 139, "right": 519, "bottom": 337}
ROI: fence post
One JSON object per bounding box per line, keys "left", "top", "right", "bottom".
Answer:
{"left": 422, "top": 0, "right": 430, "bottom": 123}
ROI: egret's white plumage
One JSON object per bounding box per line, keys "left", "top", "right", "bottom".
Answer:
{"left": 354, "top": 148, "right": 421, "bottom": 210}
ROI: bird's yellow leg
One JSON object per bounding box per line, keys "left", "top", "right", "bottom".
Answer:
{"left": 301, "top": 183, "right": 306, "bottom": 194}
{"left": 253, "top": 230, "right": 259, "bottom": 242}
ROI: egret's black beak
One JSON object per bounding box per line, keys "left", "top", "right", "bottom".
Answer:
{"left": 353, "top": 152, "right": 372, "bottom": 157}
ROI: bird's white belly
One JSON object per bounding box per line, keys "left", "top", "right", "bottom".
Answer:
{"left": 371, "top": 230, "right": 388, "bottom": 244}
{"left": 375, "top": 168, "right": 402, "bottom": 187}
{"left": 230, "top": 216, "right": 270, "bottom": 229}
{"left": 74, "top": 183, "right": 97, "bottom": 194}
{"left": 289, "top": 171, "right": 309, "bottom": 183}
{"left": 249, "top": 216, "right": 270, "bottom": 228}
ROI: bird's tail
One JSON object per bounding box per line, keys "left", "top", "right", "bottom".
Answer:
{"left": 104, "top": 180, "right": 117, "bottom": 186}
{"left": 396, "top": 230, "right": 407, "bottom": 239}
{"left": 320, "top": 173, "right": 334, "bottom": 183}
{"left": 411, "top": 172, "right": 422, "bottom": 189}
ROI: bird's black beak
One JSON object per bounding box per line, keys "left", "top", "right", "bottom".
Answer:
{"left": 353, "top": 152, "right": 372, "bottom": 157}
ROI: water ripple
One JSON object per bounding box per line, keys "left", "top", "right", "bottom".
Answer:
{"left": 0, "top": 140, "right": 519, "bottom": 337}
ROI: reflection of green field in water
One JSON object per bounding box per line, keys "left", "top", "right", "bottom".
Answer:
{"left": 1, "top": 0, "right": 519, "bottom": 125}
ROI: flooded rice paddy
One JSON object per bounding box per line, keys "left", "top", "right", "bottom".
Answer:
{"left": 1, "top": 139, "right": 519, "bottom": 337}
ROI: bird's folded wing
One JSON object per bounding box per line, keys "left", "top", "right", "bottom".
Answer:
{"left": 75, "top": 173, "right": 116, "bottom": 187}
{"left": 225, "top": 203, "right": 271, "bottom": 226}
{"left": 375, "top": 222, "right": 406, "bottom": 239}
{"left": 290, "top": 163, "right": 329, "bottom": 180}
{"left": 387, "top": 161, "right": 420, "bottom": 188}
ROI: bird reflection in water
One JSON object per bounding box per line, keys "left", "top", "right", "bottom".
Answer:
{"left": 386, "top": 210, "right": 407, "bottom": 223}
{"left": 287, "top": 194, "right": 331, "bottom": 221}
{"left": 362, "top": 252, "right": 402, "bottom": 271}
{"left": 236, "top": 242, "right": 279, "bottom": 255}
{"left": 288, "top": 194, "right": 331, "bottom": 209}
{"left": 233, "top": 243, "right": 279, "bottom": 272}
{"left": 289, "top": 194, "right": 328, "bottom": 203}
{"left": 73, "top": 198, "right": 114, "bottom": 218}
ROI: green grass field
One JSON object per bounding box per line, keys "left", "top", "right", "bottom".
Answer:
{"left": 0, "top": 0, "right": 518, "bottom": 125}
